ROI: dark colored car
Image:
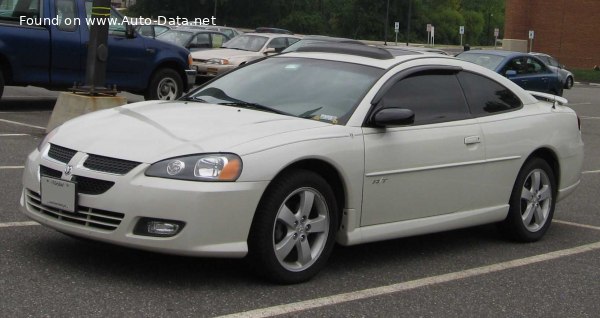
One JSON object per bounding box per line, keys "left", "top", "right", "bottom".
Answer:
{"left": 255, "top": 27, "right": 294, "bottom": 35}
{"left": 457, "top": 50, "right": 563, "bottom": 96}
{"left": 282, "top": 36, "right": 365, "bottom": 53}
{"left": 157, "top": 29, "right": 231, "bottom": 51}
{"left": 531, "top": 52, "right": 574, "bottom": 89}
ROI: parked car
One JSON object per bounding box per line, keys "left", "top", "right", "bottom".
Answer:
{"left": 184, "top": 25, "right": 242, "bottom": 39}
{"left": 255, "top": 27, "right": 294, "bottom": 34}
{"left": 282, "top": 35, "right": 365, "bottom": 53}
{"left": 21, "top": 44, "right": 583, "bottom": 284}
{"left": 135, "top": 24, "right": 171, "bottom": 38}
{"left": 157, "top": 29, "right": 231, "bottom": 51}
{"left": 0, "top": 0, "right": 196, "bottom": 101}
{"left": 456, "top": 50, "right": 564, "bottom": 96}
{"left": 192, "top": 33, "right": 301, "bottom": 78}
{"left": 381, "top": 45, "right": 449, "bottom": 56}
{"left": 531, "top": 52, "right": 575, "bottom": 89}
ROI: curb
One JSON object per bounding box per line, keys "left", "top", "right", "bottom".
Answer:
{"left": 575, "top": 82, "right": 600, "bottom": 87}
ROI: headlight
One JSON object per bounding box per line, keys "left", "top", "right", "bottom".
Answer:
{"left": 145, "top": 153, "right": 242, "bottom": 182}
{"left": 207, "top": 58, "right": 230, "bottom": 65}
{"left": 37, "top": 127, "right": 59, "bottom": 152}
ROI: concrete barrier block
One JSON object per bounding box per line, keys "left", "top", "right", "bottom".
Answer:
{"left": 46, "top": 92, "right": 127, "bottom": 132}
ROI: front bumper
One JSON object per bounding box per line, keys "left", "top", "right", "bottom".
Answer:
{"left": 185, "top": 69, "right": 197, "bottom": 89}
{"left": 193, "top": 63, "right": 237, "bottom": 77}
{"left": 20, "top": 147, "right": 269, "bottom": 258}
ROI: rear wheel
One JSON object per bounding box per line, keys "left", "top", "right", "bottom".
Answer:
{"left": 145, "top": 68, "right": 183, "bottom": 101}
{"left": 248, "top": 170, "right": 338, "bottom": 284}
{"left": 499, "top": 158, "right": 557, "bottom": 242}
{"left": 565, "top": 76, "right": 574, "bottom": 89}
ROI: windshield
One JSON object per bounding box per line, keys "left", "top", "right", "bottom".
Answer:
{"left": 457, "top": 53, "right": 505, "bottom": 70}
{"left": 189, "top": 57, "right": 384, "bottom": 125}
{"left": 222, "top": 35, "right": 268, "bottom": 52}
{"left": 157, "top": 30, "right": 193, "bottom": 47}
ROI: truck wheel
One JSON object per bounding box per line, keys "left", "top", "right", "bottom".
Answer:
{"left": 145, "top": 68, "right": 183, "bottom": 101}
{"left": 0, "top": 70, "right": 4, "bottom": 99}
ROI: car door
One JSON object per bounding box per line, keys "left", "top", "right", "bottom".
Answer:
{"left": 361, "top": 69, "right": 485, "bottom": 226}
{"left": 50, "top": 0, "right": 83, "bottom": 86}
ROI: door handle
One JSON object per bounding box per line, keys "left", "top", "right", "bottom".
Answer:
{"left": 464, "top": 136, "right": 481, "bottom": 145}
{"left": 146, "top": 48, "right": 156, "bottom": 54}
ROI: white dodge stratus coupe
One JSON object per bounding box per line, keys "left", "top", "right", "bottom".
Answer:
{"left": 21, "top": 44, "right": 583, "bottom": 284}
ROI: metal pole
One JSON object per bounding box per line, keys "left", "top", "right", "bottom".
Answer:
{"left": 460, "top": 34, "right": 463, "bottom": 47}
{"left": 384, "top": 0, "right": 389, "bottom": 45}
{"left": 405, "top": 0, "right": 411, "bottom": 46}
{"left": 82, "top": 0, "right": 111, "bottom": 94}
{"left": 214, "top": 0, "right": 217, "bottom": 20}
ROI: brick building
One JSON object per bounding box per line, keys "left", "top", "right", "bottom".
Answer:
{"left": 504, "top": 0, "right": 600, "bottom": 69}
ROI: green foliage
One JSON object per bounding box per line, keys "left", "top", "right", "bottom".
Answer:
{"left": 129, "top": 0, "right": 504, "bottom": 45}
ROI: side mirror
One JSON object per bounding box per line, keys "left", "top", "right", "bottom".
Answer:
{"left": 371, "top": 108, "right": 415, "bottom": 127}
{"left": 505, "top": 70, "right": 517, "bottom": 78}
{"left": 125, "top": 22, "right": 135, "bottom": 39}
{"left": 264, "top": 47, "right": 276, "bottom": 55}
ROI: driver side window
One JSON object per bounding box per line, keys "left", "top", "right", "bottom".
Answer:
{"left": 379, "top": 72, "right": 470, "bottom": 125}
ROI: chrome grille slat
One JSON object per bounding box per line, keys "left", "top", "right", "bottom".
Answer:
{"left": 25, "top": 190, "right": 124, "bottom": 231}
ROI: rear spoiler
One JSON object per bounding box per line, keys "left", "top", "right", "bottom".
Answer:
{"left": 527, "top": 90, "right": 568, "bottom": 106}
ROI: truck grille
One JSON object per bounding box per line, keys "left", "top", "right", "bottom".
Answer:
{"left": 48, "top": 144, "right": 77, "bottom": 163}
{"left": 83, "top": 154, "right": 140, "bottom": 175}
{"left": 25, "top": 190, "right": 124, "bottom": 231}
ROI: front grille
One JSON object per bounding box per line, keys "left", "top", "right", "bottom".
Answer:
{"left": 72, "top": 175, "right": 115, "bottom": 195}
{"left": 47, "top": 144, "right": 77, "bottom": 163}
{"left": 83, "top": 154, "right": 140, "bottom": 175}
{"left": 25, "top": 190, "right": 124, "bottom": 231}
{"left": 39, "top": 165, "right": 114, "bottom": 195}
{"left": 40, "top": 165, "right": 62, "bottom": 178}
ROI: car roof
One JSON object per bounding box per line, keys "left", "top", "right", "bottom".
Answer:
{"left": 239, "top": 32, "right": 302, "bottom": 39}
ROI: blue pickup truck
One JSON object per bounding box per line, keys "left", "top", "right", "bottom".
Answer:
{"left": 0, "top": 0, "right": 196, "bottom": 100}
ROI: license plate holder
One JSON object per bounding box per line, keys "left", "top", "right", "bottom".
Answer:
{"left": 40, "top": 176, "right": 77, "bottom": 213}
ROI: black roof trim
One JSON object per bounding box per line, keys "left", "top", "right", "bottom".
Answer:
{"left": 295, "top": 43, "right": 394, "bottom": 60}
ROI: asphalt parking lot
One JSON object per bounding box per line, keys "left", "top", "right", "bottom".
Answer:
{"left": 1, "top": 85, "right": 599, "bottom": 317}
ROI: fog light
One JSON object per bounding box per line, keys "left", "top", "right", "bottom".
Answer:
{"left": 134, "top": 218, "right": 185, "bottom": 237}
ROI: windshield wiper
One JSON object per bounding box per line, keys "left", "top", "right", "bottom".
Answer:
{"left": 218, "top": 102, "right": 290, "bottom": 116}
{"left": 181, "top": 96, "right": 208, "bottom": 103}
{"left": 298, "top": 107, "right": 323, "bottom": 118}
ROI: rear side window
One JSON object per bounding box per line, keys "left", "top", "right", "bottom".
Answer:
{"left": 0, "top": 0, "right": 40, "bottom": 23}
{"left": 458, "top": 72, "right": 522, "bottom": 116}
{"left": 380, "top": 72, "right": 470, "bottom": 125}
{"left": 55, "top": 0, "right": 77, "bottom": 31}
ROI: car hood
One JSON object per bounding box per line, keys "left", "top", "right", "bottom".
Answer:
{"left": 51, "top": 101, "right": 330, "bottom": 163}
{"left": 191, "top": 48, "right": 261, "bottom": 60}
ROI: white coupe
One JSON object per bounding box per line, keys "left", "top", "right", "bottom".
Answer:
{"left": 20, "top": 44, "right": 584, "bottom": 284}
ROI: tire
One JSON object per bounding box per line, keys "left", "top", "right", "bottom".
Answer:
{"left": 565, "top": 76, "right": 574, "bottom": 89}
{"left": 499, "top": 158, "right": 557, "bottom": 242}
{"left": 144, "top": 68, "right": 183, "bottom": 101}
{"left": 248, "top": 169, "right": 338, "bottom": 284}
{"left": 0, "top": 70, "right": 4, "bottom": 100}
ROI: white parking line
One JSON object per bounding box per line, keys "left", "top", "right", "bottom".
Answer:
{"left": 569, "top": 102, "right": 592, "bottom": 106}
{"left": 219, "top": 241, "right": 600, "bottom": 318}
{"left": 0, "top": 166, "right": 25, "bottom": 169}
{"left": 580, "top": 116, "right": 600, "bottom": 120}
{"left": 0, "top": 221, "right": 39, "bottom": 228}
{"left": 0, "top": 133, "right": 31, "bottom": 137}
{"left": 583, "top": 170, "right": 600, "bottom": 174}
{"left": 554, "top": 220, "right": 600, "bottom": 231}
{"left": 0, "top": 118, "right": 45, "bottom": 130}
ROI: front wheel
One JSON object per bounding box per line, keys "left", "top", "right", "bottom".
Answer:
{"left": 248, "top": 170, "right": 338, "bottom": 284}
{"left": 145, "top": 68, "right": 183, "bottom": 101}
{"left": 499, "top": 158, "right": 557, "bottom": 242}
